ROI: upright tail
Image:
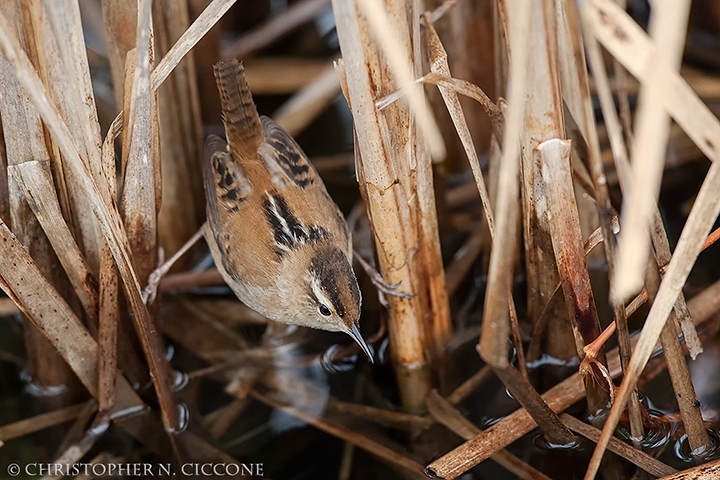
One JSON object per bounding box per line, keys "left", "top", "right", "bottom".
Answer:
{"left": 213, "top": 59, "right": 263, "bottom": 155}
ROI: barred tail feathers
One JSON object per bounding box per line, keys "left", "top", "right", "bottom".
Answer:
{"left": 213, "top": 59, "right": 263, "bottom": 153}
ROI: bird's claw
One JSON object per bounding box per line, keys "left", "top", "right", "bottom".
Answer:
{"left": 353, "top": 250, "right": 415, "bottom": 299}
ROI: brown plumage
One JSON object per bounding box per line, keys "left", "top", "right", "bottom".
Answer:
{"left": 203, "top": 59, "right": 372, "bottom": 361}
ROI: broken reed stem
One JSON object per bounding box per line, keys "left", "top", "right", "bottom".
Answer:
{"left": 478, "top": 0, "right": 576, "bottom": 446}
{"left": 515, "top": 0, "right": 577, "bottom": 364}
{"left": 540, "top": 139, "right": 609, "bottom": 414}
{"left": 527, "top": 225, "right": 606, "bottom": 361}
{"left": 557, "top": 0, "right": 645, "bottom": 440}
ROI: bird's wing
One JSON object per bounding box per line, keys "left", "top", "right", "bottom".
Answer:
{"left": 203, "top": 135, "right": 253, "bottom": 275}
{"left": 258, "top": 116, "right": 320, "bottom": 190}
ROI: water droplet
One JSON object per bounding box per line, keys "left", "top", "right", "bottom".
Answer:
{"left": 675, "top": 428, "right": 720, "bottom": 462}
{"left": 172, "top": 370, "right": 189, "bottom": 391}
{"left": 423, "top": 466, "right": 442, "bottom": 479}
{"left": 616, "top": 409, "right": 673, "bottom": 450}
{"left": 533, "top": 433, "right": 580, "bottom": 450}
{"left": 20, "top": 369, "right": 68, "bottom": 397}
{"left": 320, "top": 345, "right": 357, "bottom": 373}
{"left": 377, "top": 337, "right": 390, "bottom": 364}
{"left": 166, "top": 403, "right": 189, "bottom": 434}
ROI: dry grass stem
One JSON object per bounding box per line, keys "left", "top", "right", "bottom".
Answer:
{"left": 540, "top": 139, "right": 608, "bottom": 412}
{"left": 612, "top": 0, "right": 692, "bottom": 301}
{"left": 644, "top": 258, "right": 710, "bottom": 455}
{"left": 478, "top": 0, "right": 529, "bottom": 370}
{"left": 221, "top": 0, "right": 330, "bottom": 59}
{"left": 247, "top": 389, "right": 426, "bottom": 475}
{"left": 427, "top": 277, "right": 720, "bottom": 479}
{"left": 0, "top": 403, "right": 88, "bottom": 442}
{"left": 559, "top": 413, "right": 676, "bottom": 478}
{"left": 426, "top": 390, "right": 552, "bottom": 480}
{"left": 581, "top": 1, "right": 720, "bottom": 476}
{"left": 356, "top": 0, "right": 445, "bottom": 162}
{"left": 273, "top": 63, "right": 341, "bottom": 137}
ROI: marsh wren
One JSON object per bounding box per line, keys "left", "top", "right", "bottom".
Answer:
{"left": 203, "top": 59, "right": 373, "bottom": 362}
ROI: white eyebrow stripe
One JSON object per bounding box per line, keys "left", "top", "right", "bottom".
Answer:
{"left": 309, "top": 274, "right": 335, "bottom": 313}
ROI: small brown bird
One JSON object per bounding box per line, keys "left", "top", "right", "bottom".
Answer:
{"left": 203, "top": 59, "right": 372, "bottom": 362}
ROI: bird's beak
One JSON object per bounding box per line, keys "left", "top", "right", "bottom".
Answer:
{"left": 348, "top": 324, "right": 374, "bottom": 363}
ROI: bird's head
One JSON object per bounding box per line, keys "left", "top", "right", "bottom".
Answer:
{"left": 286, "top": 245, "right": 372, "bottom": 362}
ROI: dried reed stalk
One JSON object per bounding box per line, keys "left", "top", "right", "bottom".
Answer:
{"left": 479, "top": 0, "right": 577, "bottom": 445}
{"left": 221, "top": 0, "right": 330, "bottom": 59}
{"left": 153, "top": 0, "right": 205, "bottom": 267}
{"left": 427, "top": 277, "right": 720, "bottom": 478}
{"left": 579, "top": 1, "right": 720, "bottom": 476}
{"left": 612, "top": 0, "right": 692, "bottom": 301}
{"left": 332, "top": 0, "right": 451, "bottom": 409}
{"left": 556, "top": 0, "right": 644, "bottom": 439}
{"left": 0, "top": 0, "right": 78, "bottom": 400}
{"left": 273, "top": 63, "right": 340, "bottom": 137}
{"left": 97, "top": 118, "right": 121, "bottom": 415}
{"left": 540, "top": 139, "right": 608, "bottom": 414}
{"left": 426, "top": 390, "right": 552, "bottom": 480}
{"left": 644, "top": 257, "right": 711, "bottom": 454}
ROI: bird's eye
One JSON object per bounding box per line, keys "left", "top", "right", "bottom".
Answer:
{"left": 319, "top": 304, "right": 331, "bottom": 316}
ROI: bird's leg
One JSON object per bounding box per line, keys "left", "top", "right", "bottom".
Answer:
{"left": 352, "top": 250, "right": 414, "bottom": 299}
{"left": 142, "top": 223, "right": 207, "bottom": 304}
